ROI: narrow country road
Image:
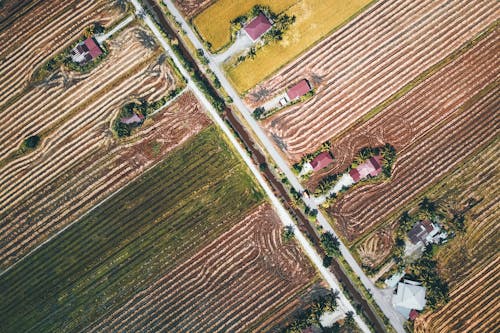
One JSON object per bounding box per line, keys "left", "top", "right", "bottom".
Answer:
{"left": 129, "top": 0, "right": 371, "bottom": 331}
{"left": 160, "top": 1, "right": 407, "bottom": 332}
{"left": 95, "top": 15, "right": 134, "bottom": 44}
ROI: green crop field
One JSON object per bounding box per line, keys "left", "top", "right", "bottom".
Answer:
{"left": 0, "top": 126, "right": 264, "bottom": 332}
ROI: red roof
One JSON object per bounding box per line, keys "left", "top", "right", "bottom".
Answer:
{"left": 349, "top": 155, "right": 382, "bottom": 182}
{"left": 84, "top": 37, "right": 103, "bottom": 59}
{"left": 349, "top": 168, "right": 361, "bottom": 182}
{"left": 287, "top": 79, "right": 312, "bottom": 100}
{"left": 409, "top": 309, "right": 419, "bottom": 321}
{"left": 244, "top": 13, "right": 272, "bottom": 40}
{"left": 310, "top": 151, "right": 333, "bottom": 171}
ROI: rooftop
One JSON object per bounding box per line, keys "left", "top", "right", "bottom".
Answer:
{"left": 349, "top": 155, "right": 382, "bottom": 182}
{"left": 310, "top": 151, "right": 333, "bottom": 171}
{"left": 286, "top": 79, "right": 312, "bottom": 100}
{"left": 244, "top": 12, "right": 272, "bottom": 41}
{"left": 392, "top": 280, "right": 426, "bottom": 318}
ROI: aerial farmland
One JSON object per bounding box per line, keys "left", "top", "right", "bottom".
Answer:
{"left": 0, "top": 0, "right": 498, "bottom": 332}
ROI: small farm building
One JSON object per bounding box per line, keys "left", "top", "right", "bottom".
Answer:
{"left": 286, "top": 79, "right": 312, "bottom": 100}
{"left": 408, "top": 220, "right": 440, "bottom": 245}
{"left": 392, "top": 280, "right": 426, "bottom": 319}
{"left": 349, "top": 156, "right": 382, "bottom": 182}
{"left": 310, "top": 152, "right": 333, "bottom": 171}
{"left": 70, "top": 37, "right": 103, "bottom": 64}
{"left": 244, "top": 12, "right": 272, "bottom": 41}
{"left": 120, "top": 113, "right": 144, "bottom": 125}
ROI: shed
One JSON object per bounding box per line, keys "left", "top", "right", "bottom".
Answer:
{"left": 286, "top": 79, "right": 312, "bottom": 100}
{"left": 244, "top": 12, "right": 272, "bottom": 41}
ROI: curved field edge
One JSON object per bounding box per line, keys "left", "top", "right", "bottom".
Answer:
{"left": 0, "top": 126, "right": 264, "bottom": 332}
{"left": 320, "top": 25, "right": 499, "bottom": 245}
{"left": 87, "top": 203, "right": 318, "bottom": 332}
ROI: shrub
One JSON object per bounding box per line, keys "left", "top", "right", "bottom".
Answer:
{"left": 23, "top": 135, "right": 40, "bottom": 149}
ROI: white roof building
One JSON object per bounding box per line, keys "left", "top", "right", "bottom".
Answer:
{"left": 392, "top": 280, "right": 426, "bottom": 318}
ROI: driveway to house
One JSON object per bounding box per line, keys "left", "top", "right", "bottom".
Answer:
{"left": 130, "top": 1, "right": 371, "bottom": 332}
{"left": 160, "top": 1, "right": 407, "bottom": 332}
{"left": 95, "top": 15, "right": 134, "bottom": 44}
{"left": 211, "top": 31, "right": 253, "bottom": 64}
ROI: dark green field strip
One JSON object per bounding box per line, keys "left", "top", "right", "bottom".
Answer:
{"left": 0, "top": 126, "right": 263, "bottom": 333}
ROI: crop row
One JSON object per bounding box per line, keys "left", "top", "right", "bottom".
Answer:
{"left": 89, "top": 204, "right": 315, "bottom": 332}
{"left": 254, "top": 0, "right": 498, "bottom": 160}
{"left": 0, "top": 127, "right": 264, "bottom": 332}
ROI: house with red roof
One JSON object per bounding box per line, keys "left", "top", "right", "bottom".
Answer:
{"left": 244, "top": 12, "right": 272, "bottom": 41}
{"left": 310, "top": 151, "right": 334, "bottom": 171}
{"left": 349, "top": 155, "right": 382, "bottom": 182}
{"left": 70, "top": 37, "right": 103, "bottom": 64}
{"left": 286, "top": 79, "right": 312, "bottom": 101}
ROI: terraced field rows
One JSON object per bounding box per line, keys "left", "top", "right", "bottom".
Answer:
{"left": 89, "top": 204, "right": 315, "bottom": 332}
{"left": 0, "top": 0, "right": 122, "bottom": 104}
{"left": 173, "top": 0, "right": 215, "bottom": 18}
{"left": 252, "top": 0, "right": 498, "bottom": 161}
{"left": 331, "top": 85, "right": 498, "bottom": 241}
{"left": 404, "top": 140, "right": 500, "bottom": 332}
{"left": 0, "top": 127, "right": 265, "bottom": 332}
{"left": 0, "top": 26, "right": 192, "bottom": 269}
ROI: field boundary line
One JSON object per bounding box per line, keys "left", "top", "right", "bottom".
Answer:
{"left": 0, "top": 92, "right": 193, "bottom": 277}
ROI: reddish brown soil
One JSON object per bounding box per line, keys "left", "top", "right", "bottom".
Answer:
{"left": 323, "top": 31, "right": 499, "bottom": 242}
{"left": 89, "top": 204, "right": 316, "bottom": 332}
{"left": 173, "top": 0, "right": 215, "bottom": 18}
{"left": 250, "top": 0, "right": 498, "bottom": 162}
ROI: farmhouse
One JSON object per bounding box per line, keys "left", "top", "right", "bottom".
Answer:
{"left": 310, "top": 151, "right": 333, "bottom": 171}
{"left": 120, "top": 113, "right": 144, "bottom": 125}
{"left": 70, "top": 37, "right": 103, "bottom": 64}
{"left": 286, "top": 79, "right": 312, "bottom": 101}
{"left": 349, "top": 155, "right": 382, "bottom": 182}
{"left": 392, "top": 280, "right": 426, "bottom": 319}
{"left": 408, "top": 220, "right": 440, "bottom": 245}
{"left": 244, "top": 12, "right": 272, "bottom": 41}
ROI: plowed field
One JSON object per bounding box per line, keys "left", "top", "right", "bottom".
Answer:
{"left": 0, "top": 127, "right": 265, "bottom": 332}
{"left": 0, "top": 18, "right": 194, "bottom": 269}
{"left": 89, "top": 204, "right": 316, "bottom": 332}
{"left": 400, "top": 140, "right": 498, "bottom": 332}
{"left": 321, "top": 30, "right": 499, "bottom": 242}
{"left": 254, "top": 0, "right": 498, "bottom": 161}
{"left": 173, "top": 0, "right": 215, "bottom": 19}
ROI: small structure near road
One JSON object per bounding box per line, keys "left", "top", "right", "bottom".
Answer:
{"left": 286, "top": 79, "right": 312, "bottom": 101}
{"left": 70, "top": 37, "right": 103, "bottom": 64}
{"left": 392, "top": 279, "right": 426, "bottom": 319}
{"left": 349, "top": 155, "right": 382, "bottom": 182}
{"left": 408, "top": 220, "right": 440, "bottom": 246}
{"left": 244, "top": 12, "right": 272, "bottom": 41}
{"left": 310, "top": 151, "right": 334, "bottom": 171}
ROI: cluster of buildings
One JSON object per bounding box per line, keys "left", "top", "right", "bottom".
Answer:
{"left": 70, "top": 37, "right": 103, "bottom": 64}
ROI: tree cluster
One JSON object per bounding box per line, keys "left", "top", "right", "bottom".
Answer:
{"left": 285, "top": 291, "right": 340, "bottom": 332}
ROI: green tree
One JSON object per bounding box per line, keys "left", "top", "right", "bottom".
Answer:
{"left": 321, "top": 232, "right": 341, "bottom": 257}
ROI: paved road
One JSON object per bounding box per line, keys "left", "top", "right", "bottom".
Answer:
{"left": 130, "top": 0, "right": 371, "bottom": 331}
{"left": 212, "top": 31, "right": 253, "bottom": 64}
{"left": 96, "top": 15, "right": 134, "bottom": 44}
{"left": 160, "top": 1, "right": 407, "bottom": 332}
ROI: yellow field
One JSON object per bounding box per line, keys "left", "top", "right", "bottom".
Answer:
{"left": 226, "top": 0, "right": 374, "bottom": 93}
{"left": 193, "top": 0, "right": 299, "bottom": 52}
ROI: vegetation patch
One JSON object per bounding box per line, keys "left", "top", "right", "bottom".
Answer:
{"left": 113, "top": 87, "right": 183, "bottom": 137}
{"left": 0, "top": 127, "right": 264, "bottom": 332}
{"left": 32, "top": 23, "right": 109, "bottom": 82}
